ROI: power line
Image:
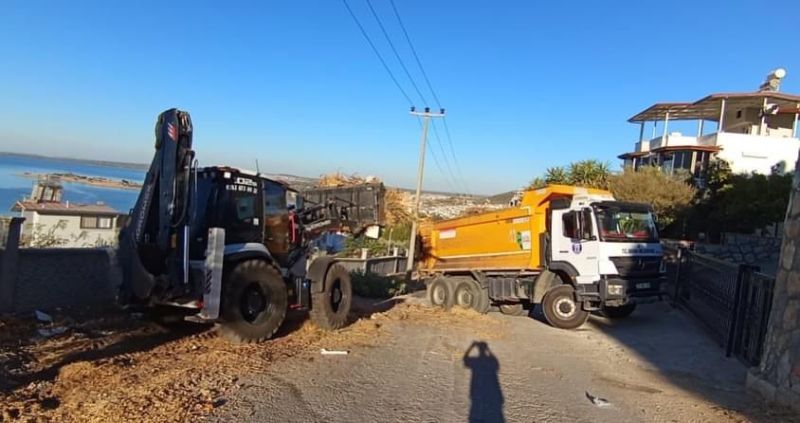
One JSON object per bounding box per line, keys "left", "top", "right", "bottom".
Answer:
{"left": 365, "top": 0, "right": 428, "bottom": 105}
{"left": 388, "top": 0, "right": 471, "bottom": 194}
{"left": 388, "top": 0, "right": 441, "bottom": 107}
{"left": 430, "top": 120, "right": 466, "bottom": 194}
{"left": 341, "top": 0, "right": 413, "bottom": 105}
{"left": 416, "top": 117, "right": 459, "bottom": 193}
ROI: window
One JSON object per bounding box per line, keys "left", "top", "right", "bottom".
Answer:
{"left": 80, "top": 215, "right": 113, "bottom": 229}
{"left": 595, "top": 205, "right": 657, "bottom": 242}
{"left": 235, "top": 196, "right": 256, "bottom": 222}
{"left": 263, "top": 181, "right": 287, "bottom": 215}
{"left": 562, "top": 212, "right": 577, "bottom": 239}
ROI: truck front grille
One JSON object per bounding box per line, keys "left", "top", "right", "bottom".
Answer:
{"left": 609, "top": 256, "right": 662, "bottom": 278}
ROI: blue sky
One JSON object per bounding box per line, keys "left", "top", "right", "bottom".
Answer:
{"left": 1, "top": 1, "right": 799, "bottom": 194}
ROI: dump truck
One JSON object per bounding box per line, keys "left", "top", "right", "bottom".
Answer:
{"left": 419, "top": 185, "right": 666, "bottom": 329}
{"left": 118, "top": 108, "right": 384, "bottom": 342}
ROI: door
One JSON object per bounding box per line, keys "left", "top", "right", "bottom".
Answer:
{"left": 550, "top": 208, "right": 600, "bottom": 284}
{"left": 263, "top": 179, "right": 290, "bottom": 266}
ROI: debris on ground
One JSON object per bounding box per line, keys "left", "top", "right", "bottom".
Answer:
{"left": 0, "top": 299, "right": 503, "bottom": 423}
{"left": 36, "top": 327, "right": 68, "bottom": 338}
{"left": 34, "top": 310, "right": 53, "bottom": 323}
{"left": 320, "top": 349, "right": 349, "bottom": 356}
{"left": 585, "top": 391, "right": 612, "bottom": 408}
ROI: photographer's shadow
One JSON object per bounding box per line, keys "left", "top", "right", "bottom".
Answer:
{"left": 463, "top": 341, "right": 505, "bottom": 423}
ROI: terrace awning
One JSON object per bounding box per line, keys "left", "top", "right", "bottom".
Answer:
{"left": 628, "top": 92, "right": 800, "bottom": 123}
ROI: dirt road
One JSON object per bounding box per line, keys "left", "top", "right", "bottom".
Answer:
{"left": 210, "top": 298, "right": 795, "bottom": 423}
{"left": 2, "top": 297, "right": 796, "bottom": 422}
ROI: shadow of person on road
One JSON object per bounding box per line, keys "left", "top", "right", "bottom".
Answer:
{"left": 463, "top": 341, "right": 505, "bottom": 423}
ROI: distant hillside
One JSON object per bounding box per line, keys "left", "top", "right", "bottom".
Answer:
{"left": 486, "top": 190, "right": 519, "bottom": 205}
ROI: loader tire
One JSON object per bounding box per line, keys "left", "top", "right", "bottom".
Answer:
{"left": 602, "top": 303, "right": 636, "bottom": 319}
{"left": 310, "top": 264, "right": 352, "bottom": 331}
{"left": 427, "top": 277, "right": 455, "bottom": 309}
{"left": 453, "top": 277, "right": 490, "bottom": 314}
{"left": 542, "top": 284, "right": 589, "bottom": 329}
{"left": 499, "top": 303, "right": 527, "bottom": 317}
{"left": 219, "top": 260, "right": 287, "bottom": 343}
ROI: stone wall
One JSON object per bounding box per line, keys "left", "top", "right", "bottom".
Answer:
{"left": 748, "top": 164, "right": 800, "bottom": 412}
{"left": 694, "top": 234, "right": 782, "bottom": 276}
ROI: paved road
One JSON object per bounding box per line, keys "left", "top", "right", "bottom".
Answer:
{"left": 209, "top": 299, "right": 788, "bottom": 423}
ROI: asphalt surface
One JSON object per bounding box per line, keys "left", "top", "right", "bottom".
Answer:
{"left": 209, "top": 299, "right": 793, "bottom": 423}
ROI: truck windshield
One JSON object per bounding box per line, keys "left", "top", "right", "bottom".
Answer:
{"left": 595, "top": 205, "right": 658, "bottom": 242}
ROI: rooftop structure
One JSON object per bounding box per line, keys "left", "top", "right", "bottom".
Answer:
{"left": 619, "top": 69, "right": 800, "bottom": 177}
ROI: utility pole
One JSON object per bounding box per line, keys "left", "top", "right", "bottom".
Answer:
{"left": 407, "top": 106, "right": 445, "bottom": 272}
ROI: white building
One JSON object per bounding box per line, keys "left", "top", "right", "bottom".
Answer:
{"left": 10, "top": 177, "right": 123, "bottom": 247}
{"left": 619, "top": 71, "right": 800, "bottom": 177}
{"left": 13, "top": 200, "right": 122, "bottom": 247}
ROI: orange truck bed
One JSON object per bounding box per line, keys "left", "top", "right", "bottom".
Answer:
{"left": 418, "top": 185, "right": 613, "bottom": 273}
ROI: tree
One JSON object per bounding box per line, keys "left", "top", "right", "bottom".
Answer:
{"left": 609, "top": 166, "right": 695, "bottom": 231}
{"left": 527, "top": 160, "right": 611, "bottom": 190}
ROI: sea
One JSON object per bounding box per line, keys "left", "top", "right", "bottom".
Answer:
{"left": 0, "top": 154, "right": 145, "bottom": 216}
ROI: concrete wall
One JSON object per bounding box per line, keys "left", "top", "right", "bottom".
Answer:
{"left": 748, "top": 154, "right": 800, "bottom": 412}
{"left": 21, "top": 211, "right": 119, "bottom": 248}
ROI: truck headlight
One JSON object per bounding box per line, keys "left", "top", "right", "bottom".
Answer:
{"left": 607, "top": 284, "right": 624, "bottom": 296}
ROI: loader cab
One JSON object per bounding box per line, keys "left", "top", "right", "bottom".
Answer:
{"left": 190, "top": 167, "right": 291, "bottom": 266}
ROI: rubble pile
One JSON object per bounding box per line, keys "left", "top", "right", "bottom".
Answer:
{"left": 384, "top": 190, "right": 412, "bottom": 225}
{"left": 316, "top": 172, "right": 380, "bottom": 188}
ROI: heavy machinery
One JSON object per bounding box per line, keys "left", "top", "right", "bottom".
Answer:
{"left": 118, "top": 108, "right": 383, "bottom": 341}
{"left": 418, "top": 185, "right": 666, "bottom": 329}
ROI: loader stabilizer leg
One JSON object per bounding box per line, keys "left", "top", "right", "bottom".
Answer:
{"left": 199, "top": 228, "right": 225, "bottom": 320}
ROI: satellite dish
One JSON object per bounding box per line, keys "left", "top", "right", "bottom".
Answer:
{"left": 773, "top": 68, "right": 787, "bottom": 79}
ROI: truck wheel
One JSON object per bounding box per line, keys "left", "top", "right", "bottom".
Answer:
{"left": 427, "top": 277, "right": 455, "bottom": 309}
{"left": 219, "top": 260, "right": 287, "bottom": 343}
{"left": 602, "top": 303, "right": 636, "bottom": 319}
{"left": 499, "top": 303, "right": 527, "bottom": 316}
{"left": 542, "top": 285, "right": 589, "bottom": 329}
{"left": 453, "top": 278, "right": 490, "bottom": 314}
{"left": 310, "top": 264, "right": 352, "bottom": 330}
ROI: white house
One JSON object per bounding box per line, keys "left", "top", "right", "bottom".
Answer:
{"left": 619, "top": 70, "right": 800, "bottom": 177}
{"left": 12, "top": 200, "right": 122, "bottom": 247}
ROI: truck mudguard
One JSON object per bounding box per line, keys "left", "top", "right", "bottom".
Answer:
{"left": 307, "top": 256, "right": 337, "bottom": 294}
{"left": 531, "top": 270, "right": 560, "bottom": 303}
{"left": 546, "top": 261, "right": 579, "bottom": 284}
{"left": 223, "top": 243, "right": 275, "bottom": 265}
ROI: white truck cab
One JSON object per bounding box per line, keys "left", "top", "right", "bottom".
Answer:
{"left": 549, "top": 192, "right": 666, "bottom": 314}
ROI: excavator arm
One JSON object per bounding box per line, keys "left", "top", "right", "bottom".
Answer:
{"left": 118, "top": 108, "right": 195, "bottom": 301}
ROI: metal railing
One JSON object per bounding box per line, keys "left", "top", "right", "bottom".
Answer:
{"left": 671, "top": 248, "right": 776, "bottom": 366}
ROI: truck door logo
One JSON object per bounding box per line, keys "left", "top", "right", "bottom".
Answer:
{"left": 572, "top": 243, "right": 582, "bottom": 254}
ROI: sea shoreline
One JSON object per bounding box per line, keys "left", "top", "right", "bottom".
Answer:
{"left": 18, "top": 172, "right": 143, "bottom": 191}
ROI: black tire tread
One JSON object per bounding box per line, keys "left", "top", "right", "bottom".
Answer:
{"left": 219, "top": 260, "right": 287, "bottom": 343}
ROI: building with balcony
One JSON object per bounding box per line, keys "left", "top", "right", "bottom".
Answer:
{"left": 619, "top": 73, "right": 800, "bottom": 177}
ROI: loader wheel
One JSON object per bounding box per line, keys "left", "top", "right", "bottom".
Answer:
{"left": 542, "top": 285, "right": 589, "bottom": 329}
{"left": 499, "top": 303, "right": 527, "bottom": 317}
{"left": 220, "top": 260, "right": 287, "bottom": 343}
{"left": 427, "top": 277, "right": 455, "bottom": 309}
{"left": 453, "top": 278, "right": 490, "bottom": 314}
{"left": 602, "top": 303, "right": 637, "bottom": 319}
{"left": 310, "top": 264, "right": 352, "bottom": 330}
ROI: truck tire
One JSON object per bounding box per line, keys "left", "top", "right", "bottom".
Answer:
{"left": 310, "top": 264, "right": 352, "bottom": 330}
{"left": 427, "top": 277, "right": 455, "bottom": 309}
{"left": 499, "top": 303, "right": 527, "bottom": 316}
{"left": 219, "top": 260, "right": 287, "bottom": 343}
{"left": 542, "top": 284, "right": 589, "bottom": 329}
{"left": 453, "top": 277, "right": 490, "bottom": 314}
{"left": 602, "top": 303, "right": 637, "bottom": 319}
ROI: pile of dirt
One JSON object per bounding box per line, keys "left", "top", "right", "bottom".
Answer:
{"left": 0, "top": 300, "right": 500, "bottom": 423}
{"left": 316, "top": 172, "right": 380, "bottom": 188}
